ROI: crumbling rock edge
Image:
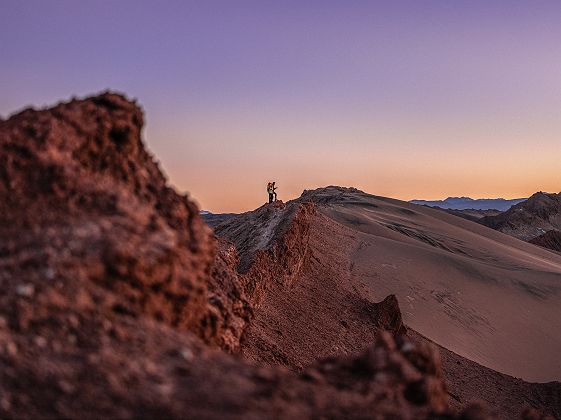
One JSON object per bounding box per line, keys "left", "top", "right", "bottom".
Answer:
{"left": 0, "top": 91, "right": 251, "bottom": 353}
{"left": 215, "top": 200, "right": 316, "bottom": 306}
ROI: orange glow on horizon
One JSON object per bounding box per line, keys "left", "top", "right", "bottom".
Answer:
{"left": 147, "top": 111, "right": 561, "bottom": 213}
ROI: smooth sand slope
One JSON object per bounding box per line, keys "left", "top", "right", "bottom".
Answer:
{"left": 309, "top": 187, "right": 561, "bottom": 382}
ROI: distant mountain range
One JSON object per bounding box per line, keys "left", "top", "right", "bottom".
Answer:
{"left": 200, "top": 210, "right": 238, "bottom": 227}
{"left": 410, "top": 196, "right": 526, "bottom": 211}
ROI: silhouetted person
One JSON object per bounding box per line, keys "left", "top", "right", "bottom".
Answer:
{"left": 267, "top": 182, "right": 277, "bottom": 203}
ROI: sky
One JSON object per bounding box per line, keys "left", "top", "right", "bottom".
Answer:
{"left": 1, "top": 1, "right": 560, "bottom": 212}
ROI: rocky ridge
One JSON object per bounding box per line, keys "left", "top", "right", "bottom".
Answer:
{"left": 481, "top": 192, "right": 561, "bottom": 242}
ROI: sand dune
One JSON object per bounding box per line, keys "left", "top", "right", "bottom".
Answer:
{"left": 305, "top": 187, "right": 561, "bottom": 382}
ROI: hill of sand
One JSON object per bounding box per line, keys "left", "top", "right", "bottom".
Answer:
{"left": 290, "top": 187, "right": 561, "bottom": 383}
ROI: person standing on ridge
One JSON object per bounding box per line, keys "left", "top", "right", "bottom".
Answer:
{"left": 267, "top": 182, "right": 277, "bottom": 203}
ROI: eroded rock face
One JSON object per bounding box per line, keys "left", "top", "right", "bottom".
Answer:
{"left": 231, "top": 198, "right": 409, "bottom": 371}
{"left": 215, "top": 200, "right": 316, "bottom": 307}
{"left": 1, "top": 314, "right": 463, "bottom": 419}
{"left": 0, "top": 92, "right": 250, "bottom": 350}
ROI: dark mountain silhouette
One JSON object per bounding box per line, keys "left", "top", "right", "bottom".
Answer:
{"left": 200, "top": 210, "right": 237, "bottom": 227}
{"left": 480, "top": 192, "right": 561, "bottom": 241}
{"left": 411, "top": 196, "right": 526, "bottom": 211}
{"left": 426, "top": 207, "right": 502, "bottom": 222}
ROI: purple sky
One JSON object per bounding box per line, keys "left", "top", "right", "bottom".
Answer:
{"left": 2, "top": 1, "right": 560, "bottom": 212}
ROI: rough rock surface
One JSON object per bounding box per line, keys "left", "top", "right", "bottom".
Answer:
{"left": 1, "top": 316, "right": 462, "bottom": 419}
{"left": 215, "top": 200, "right": 317, "bottom": 305}
{"left": 217, "top": 201, "right": 409, "bottom": 368}
{"left": 529, "top": 230, "right": 561, "bottom": 253}
{"left": 0, "top": 93, "right": 480, "bottom": 419}
{"left": 0, "top": 92, "right": 251, "bottom": 352}
{"left": 481, "top": 192, "right": 561, "bottom": 241}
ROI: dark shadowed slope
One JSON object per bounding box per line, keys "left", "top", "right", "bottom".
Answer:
{"left": 481, "top": 192, "right": 561, "bottom": 241}
{"left": 530, "top": 230, "right": 561, "bottom": 253}
{"left": 410, "top": 197, "right": 525, "bottom": 211}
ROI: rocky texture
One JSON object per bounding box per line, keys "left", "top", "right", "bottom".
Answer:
{"left": 1, "top": 316, "right": 463, "bottom": 419}
{"left": 0, "top": 92, "right": 251, "bottom": 350}
{"left": 481, "top": 192, "right": 561, "bottom": 241}
{"left": 213, "top": 194, "right": 409, "bottom": 370}
{"left": 529, "top": 230, "right": 561, "bottom": 253}
{"left": 232, "top": 202, "right": 409, "bottom": 369}
{"left": 207, "top": 239, "right": 253, "bottom": 351}
{"left": 0, "top": 93, "right": 478, "bottom": 419}
{"left": 215, "top": 200, "right": 317, "bottom": 308}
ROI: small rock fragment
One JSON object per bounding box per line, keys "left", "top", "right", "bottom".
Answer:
{"left": 16, "top": 283, "right": 35, "bottom": 297}
{"left": 34, "top": 336, "right": 47, "bottom": 348}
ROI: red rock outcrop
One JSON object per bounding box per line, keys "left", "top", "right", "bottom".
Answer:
{"left": 0, "top": 92, "right": 250, "bottom": 352}
{"left": 215, "top": 200, "right": 315, "bottom": 306}
{"left": 0, "top": 93, "right": 466, "bottom": 419}
{"left": 1, "top": 313, "right": 462, "bottom": 419}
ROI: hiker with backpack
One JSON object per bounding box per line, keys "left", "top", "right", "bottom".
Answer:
{"left": 267, "top": 182, "right": 277, "bottom": 203}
